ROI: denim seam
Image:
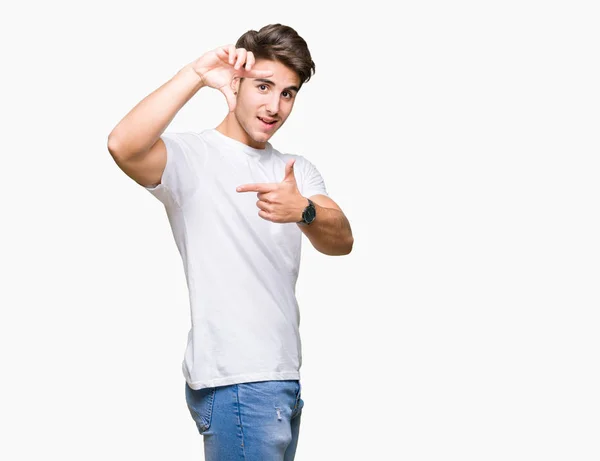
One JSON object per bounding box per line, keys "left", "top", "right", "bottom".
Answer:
{"left": 202, "top": 388, "right": 216, "bottom": 431}
{"left": 235, "top": 384, "right": 247, "bottom": 460}
{"left": 292, "top": 381, "right": 302, "bottom": 419}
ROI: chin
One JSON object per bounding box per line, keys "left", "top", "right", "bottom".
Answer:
{"left": 251, "top": 130, "right": 273, "bottom": 143}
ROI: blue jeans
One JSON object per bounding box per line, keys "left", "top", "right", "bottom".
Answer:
{"left": 185, "top": 379, "right": 304, "bottom": 460}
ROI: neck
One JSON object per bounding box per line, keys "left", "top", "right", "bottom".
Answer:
{"left": 216, "top": 113, "right": 267, "bottom": 150}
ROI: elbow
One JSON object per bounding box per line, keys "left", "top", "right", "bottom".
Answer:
{"left": 107, "top": 135, "right": 140, "bottom": 162}
{"left": 334, "top": 235, "right": 354, "bottom": 256}
{"left": 342, "top": 237, "right": 354, "bottom": 255}
{"left": 319, "top": 237, "right": 353, "bottom": 256}
{"left": 107, "top": 135, "right": 122, "bottom": 158}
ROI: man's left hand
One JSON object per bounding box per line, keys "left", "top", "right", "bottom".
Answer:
{"left": 236, "top": 159, "right": 307, "bottom": 223}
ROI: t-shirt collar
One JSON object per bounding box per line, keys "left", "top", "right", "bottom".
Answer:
{"left": 207, "top": 128, "right": 273, "bottom": 161}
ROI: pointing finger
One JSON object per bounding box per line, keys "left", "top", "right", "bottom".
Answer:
{"left": 236, "top": 183, "right": 275, "bottom": 193}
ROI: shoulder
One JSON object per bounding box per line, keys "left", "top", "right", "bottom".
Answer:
{"left": 163, "top": 131, "right": 209, "bottom": 146}
{"left": 273, "top": 150, "right": 314, "bottom": 171}
{"left": 161, "top": 131, "right": 210, "bottom": 155}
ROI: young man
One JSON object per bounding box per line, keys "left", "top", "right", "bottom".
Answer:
{"left": 107, "top": 24, "right": 353, "bottom": 460}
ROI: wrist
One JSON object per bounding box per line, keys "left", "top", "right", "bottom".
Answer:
{"left": 177, "top": 65, "right": 206, "bottom": 90}
{"left": 297, "top": 197, "right": 316, "bottom": 225}
{"left": 297, "top": 196, "right": 308, "bottom": 222}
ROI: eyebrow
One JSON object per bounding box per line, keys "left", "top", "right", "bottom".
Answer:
{"left": 254, "top": 78, "right": 299, "bottom": 93}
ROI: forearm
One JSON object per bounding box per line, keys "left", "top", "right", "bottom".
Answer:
{"left": 297, "top": 202, "right": 353, "bottom": 256}
{"left": 107, "top": 65, "right": 205, "bottom": 159}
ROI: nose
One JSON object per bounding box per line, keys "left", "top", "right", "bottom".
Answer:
{"left": 265, "top": 94, "right": 280, "bottom": 116}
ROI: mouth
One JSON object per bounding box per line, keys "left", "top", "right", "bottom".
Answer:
{"left": 257, "top": 116, "right": 278, "bottom": 129}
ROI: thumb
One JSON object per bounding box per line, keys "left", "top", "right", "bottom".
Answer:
{"left": 220, "top": 85, "right": 237, "bottom": 112}
{"left": 283, "top": 158, "right": 296, "bottom": 182}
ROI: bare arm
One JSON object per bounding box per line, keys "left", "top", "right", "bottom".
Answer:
{"left": 107, "top": 46, "right": 274, "bottom": 187}
{"left": 298, "top": 195, "right": 353, "bottom": 256}
{"left": 236, "top": 161, "right": 353, "bottom": 256}
{"left": 107, "top": 66, "right": 205, "bottom": 160}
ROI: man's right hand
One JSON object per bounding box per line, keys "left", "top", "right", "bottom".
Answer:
{"left": 189, "top": 45, "right": 274, "bottom": 112}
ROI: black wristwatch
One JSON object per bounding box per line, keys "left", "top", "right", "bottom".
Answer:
{"left": 298, "top": 198, "right": 316, "bottom": 225}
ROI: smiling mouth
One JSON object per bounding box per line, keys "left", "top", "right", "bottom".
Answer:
{"left": 258, "top": 117, "right": 277, "bottom": 125}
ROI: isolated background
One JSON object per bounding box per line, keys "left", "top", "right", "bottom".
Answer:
{"left": 1, "top": 0, "right": 598, "bottom": 459}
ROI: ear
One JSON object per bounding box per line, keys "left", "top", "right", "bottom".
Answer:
{"left": 231, "top": 76, "right": 241, "bottom": 95}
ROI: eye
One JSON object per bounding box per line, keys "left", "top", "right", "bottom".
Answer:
{"left": 258, "top": 84, "right": 268, "bottom": 91}
{"left": 283, "top": 91, "right": 293, "bottom": 99}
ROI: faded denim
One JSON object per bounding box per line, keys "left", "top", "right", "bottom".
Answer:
{"left": 185, "top": 379, "right": 304, "bottom": 460}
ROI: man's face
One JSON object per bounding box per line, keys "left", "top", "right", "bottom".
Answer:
{"left": 232, "top": 59, "right": 301, "bottom": 148}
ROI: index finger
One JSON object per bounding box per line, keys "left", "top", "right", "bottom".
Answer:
{"left": 236, "top": 183, "right": 275, "bottom": 193}
{"left": 240, "top": 68, "right": 274, "bottom": 79}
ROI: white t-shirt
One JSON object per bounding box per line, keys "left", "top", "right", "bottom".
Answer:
{"left": 143, "top": 128, "right": 328, "bottom": 390}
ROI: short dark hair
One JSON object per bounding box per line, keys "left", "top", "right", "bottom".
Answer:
{"left": 236, "top": 24, "right": 315, "bottom": 89}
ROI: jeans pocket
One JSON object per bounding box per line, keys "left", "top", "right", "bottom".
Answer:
{"left": 185, "top": 383, "right": 216, "bottom": 434}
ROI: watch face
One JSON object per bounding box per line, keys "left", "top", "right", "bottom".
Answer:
{"left": 305, "top": 205, "right": 316, "bottom": 223}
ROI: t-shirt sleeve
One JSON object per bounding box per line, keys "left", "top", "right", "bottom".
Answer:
{"left": 300, "top": 156, "right": 329, "bottom": 198}
{"left": 143, "top": 132, "right": 204, "bottom": 208}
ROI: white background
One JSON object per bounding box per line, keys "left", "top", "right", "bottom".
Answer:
{"left": 1, "top": 0, "right": 598, "bottom": 459}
